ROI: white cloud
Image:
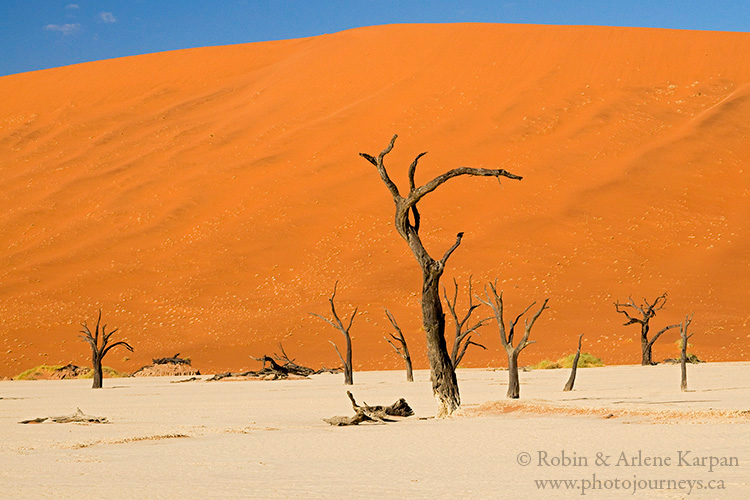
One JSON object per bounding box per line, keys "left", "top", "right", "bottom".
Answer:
{"left": 65, "top": 3, "right": 79, "bottom": 8}
{"left": 44, "top": 23, "right": 81, "bottom": 35}
{"left": 99, "top": 12, "right": 116, "bottom": 23}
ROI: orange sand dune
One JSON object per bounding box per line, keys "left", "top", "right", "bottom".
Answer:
{"left": 1, "top": 24, "right": 749, "bottom": 377}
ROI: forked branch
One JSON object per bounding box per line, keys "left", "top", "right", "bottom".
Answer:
{"left": 384, "top": 309, "right": 413, "bottom": 382}
{"left": 310, "top": 281, "right": 356, "bottom": 385}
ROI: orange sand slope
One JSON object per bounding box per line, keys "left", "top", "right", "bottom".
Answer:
{"left": 1, "top": 24, "right": 748, "bottom": 377}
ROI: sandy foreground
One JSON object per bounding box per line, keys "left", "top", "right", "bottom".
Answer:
{"left": 1, "top": 363, "right": 748, "bottom": 499}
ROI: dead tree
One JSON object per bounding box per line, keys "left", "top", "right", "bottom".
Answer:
{"left": 614, "top": 293, "right": 681, "bottom": 365}
{"left": 361, "top": 135, "right": 522, "bottom": 416}
{"left": 479, "top": 282, "right": 549, "bottom": 399}
{"left": 444, "top": 276, "right": 490, "bottom": 368}
{"left": 680, "top": 313, "right": 695, "bottom": 392}
{"left": 563, "top": 333, "right": 585, "bottom": 392}
{"left": 310, "top": 281, "right": 356, "bottom": 385}
{"left": 384, "top": 309, "right": 414, "bottom": 382}
{"left": 271, "top": 343, "right": 315, "bottom": 376}
{"left": 79, "top": 310, "right": 133, "bottom": 389}
{"left": 324, "top": 391, "right": 414, "bottom": 426}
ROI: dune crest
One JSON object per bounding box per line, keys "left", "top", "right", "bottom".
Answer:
{"left": 1, "top": 24, "right": 749, "bottom": 376}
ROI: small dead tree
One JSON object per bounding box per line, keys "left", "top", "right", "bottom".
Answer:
{"left": 563, "top": 333, "right": 585, "bottom": 392}
{"left": 310, "top": 281, "right": 356, "bottom": 385}
{"left": 79, "top": 310, "right": 133, "bottom": 389}
{"left": 479, "top": 282, "right": 549, "bottom": 399}
{"left": 680, "top": 313, "right": 695, "bottom": 392}
{"left": 361, "top": 134, "right": 522, "bottom": 416}
{"left": 614, "top": 293, "right": 681, "bottom": 365}
{"left": 384, "top": 309, "right": 413, "bottom": 382}
{"left": 444, "top": 276, "right": 490, "bottom": 368}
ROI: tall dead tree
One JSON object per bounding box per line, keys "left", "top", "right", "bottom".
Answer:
{"left": 310, "top": 281, "right": 356, "bottom": 385}
{"left": 614, "top": 293, "right": 681, "bottom": 365}
{"left": 444, "top": 277, "right": 490, "bottom": 368}
{"left": 563, "top": 333, "right": 585, "bottom": 392}
{"left": 479, "top": 282, "right": 549, "bottom": 399}
{"left": 79, "top": 310, "right": 133, "bottom": 389}
{"left": 384, "top": 309, "right": 414, "bottom": 382}
{"left": 680, "top": 313, "right": 695, "bottom": 392}
{"left": 361, "top": 134, "right": 522, "bottom": 417}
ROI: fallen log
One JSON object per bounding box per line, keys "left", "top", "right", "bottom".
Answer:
{"left": 324, "top": 391, "right": 413, "bottom": 426}
{"left": 206, "top": 350, "right": 342, "bottom": 381}
{"left": 19, "top": 407, "right": 108, "bottom": 424}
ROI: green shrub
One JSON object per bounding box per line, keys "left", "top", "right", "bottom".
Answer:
{"left": 557, "top": 352, "right": 604, "bottom": 368}
{"left": 13, "top": 365, "right": 65, "bottom": 380}
{"left": 530, "top": 359, "right": 562, "bottom": 370}
{"left": 77, "top": 366, "right": 129, "bottom": 379}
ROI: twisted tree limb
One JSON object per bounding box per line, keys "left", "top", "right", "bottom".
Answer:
{"left": 324, "top": 391, "right": 414, "bottom": 426}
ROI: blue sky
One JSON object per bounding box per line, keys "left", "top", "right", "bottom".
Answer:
{"left": 1, "top": 0, "right": 748, "bottom": 77}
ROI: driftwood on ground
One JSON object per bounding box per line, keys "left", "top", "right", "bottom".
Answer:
{"left": 19, "top": 407, "right": 108, "bottom": 424}
{"left": 207, "top": 345, "right": 341, "bottom": 381}
{"left": 324, "top": 391, "right": 414, "bottom": 426}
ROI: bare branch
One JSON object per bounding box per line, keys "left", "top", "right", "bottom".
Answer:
{"left": 614, "top": 301, "right": 642, "bottom": 325}
{"left": 478, "top": 281, "right": 508, "bottom": 348}
{"left": 408, "top": 151, "right": 428, "bottom": 192}
{"left": 517, "top": 299, "right": 549, "bottom": 351}
{"left": 440, "top": 232, "right": 464, "bottom": 266}
{"left": 517, "top": 339, "right": 537, "bottom": 352}
{"left": 455, "top": 339, "right": 487, "bottom": 367}
{"left": 649, "top": 293, "right": 668, "bottom": 313}
{"left": 508, "top": 301, "right": 536, "bottom": 346}
{"left": 102, "top": 340, "right": 133, "bottom": 357}
{"left": 443, "top": 279, "right": 460, "bottom": 327}
{"left": 346, "top": 307, "right": 358, "bottom": 332}
{"left": 412, "top": 167, "right": 523, "bottom": 205}
{"left": 385, "top": 336, "right": 405, "bottom": 358}
{"left": 360, "top": 134, "right": 400, "bottom": 199}
{"left": 329, "top": 340, "right": 346, "bottom": 365}
{"left": 309, "top": 312, "right": 339, "bottom": 330}
{"left": 648, "top": 323, "right": 681, "bottom": 347}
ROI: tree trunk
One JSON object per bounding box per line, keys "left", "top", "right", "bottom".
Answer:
{"left": 405, "top": 360, "right": 414, "bottom": 382}
{"left": 563, "top": 333, "right": 584, "bottom": 392}
{"left": 641, "top": 324, "right": 653, "bottom": 365}
{"left": 506, "top": 349, "right": 520, "bottom": 399}
{"left": 680, "top": 320, "right": 690, "bottom": 392}
{"left": 92, "top": 356, "right": 103, "bottom": 389}
{"left": 422, "top": 266, "right": 460, "bottom": 416}
{"left": 344, "top": 333, "right": 353, "bottom": 385}
{"left": 680, "top": 344, "right": 688, "bottom": 392}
